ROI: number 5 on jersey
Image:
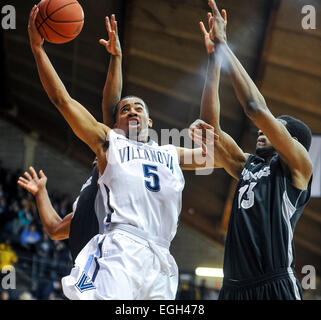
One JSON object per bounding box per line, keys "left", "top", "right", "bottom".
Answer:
{"left": 143, "top": 164, "right": 160, "bottom": 192}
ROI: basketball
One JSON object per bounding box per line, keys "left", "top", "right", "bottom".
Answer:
{"left": 35, "top": 0, "right": 84, "bottom": 44}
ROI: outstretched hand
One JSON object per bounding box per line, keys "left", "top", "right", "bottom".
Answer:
{"left": 99, "top": 14, "right": 122, "bottom": 57}
{"left": 28, "top": 5, "right": 44, "bottom": 49}
{"left": 17, "top": 167, "right": 47, "bottom": 196}
{"left": 200, "top": 0, "right": 227, "bottom": 54}
{"left": 189, "top": 119, "right": 219, "bottom": 156}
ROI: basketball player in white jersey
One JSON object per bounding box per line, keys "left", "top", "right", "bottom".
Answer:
{"left": 18, "top": 14, "right": 121, "bottom": 262}
{"left": 28, "top": 6, "right": 217, "bottom": 299}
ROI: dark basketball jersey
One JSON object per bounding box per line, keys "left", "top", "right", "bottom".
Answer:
{"left": 69, "top": 165, "right": 99, "bottom": 263}
{"left": 223, "top": 154, "right": 311, "bottom": 285}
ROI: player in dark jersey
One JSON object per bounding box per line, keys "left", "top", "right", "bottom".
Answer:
{"left": 192, "top": 0, "right": 313, "bottom": 300}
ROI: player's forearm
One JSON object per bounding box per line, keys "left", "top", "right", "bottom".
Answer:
{"left": 35, "top": 187, "right": 63, "bottom": 237}
{"left": 102, "top": 54, "right": 123, "bottom": 127}
{"left": 221, "top": 43, "right": 267, "bottom": 114}
{"left": 200, "top": 51, "right": 222, "bottom": 130}
{"left": 31, "top": 45, "right": 72, "bottom": 108}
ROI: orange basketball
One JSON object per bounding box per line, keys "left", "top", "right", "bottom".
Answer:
{"left": 35, "top": 0, "right": 84, "bottom": 44}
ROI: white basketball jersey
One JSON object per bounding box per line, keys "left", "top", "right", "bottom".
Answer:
{"left": 98, "top": 129, "right": 185, "bottom": 242}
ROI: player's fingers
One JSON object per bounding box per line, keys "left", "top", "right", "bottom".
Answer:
{"left": 209, "top": 0, "right": 220, "bottom": 16}
{"left": 111, "top": 14, "right": 118, "bottom": 34}
{"left": 99, "top": 39, "right": 108, "bottom": 46}
{"left": 39, "top": 170, "right": 46, "bottom": 179}
{"left": 222, "top": 9, "right": 227, "bottom": 24}
{"left": 28, "top": 5, "right": 37, "bottom": 27}
{"left": 105, "top": 16, "right": 112, "bottom": 34}
{"left": 29, "top": 166, "right": 38, "bottom": 180}
{"left": 191, "top": 130, "right": 207, "bottom": 144}
{"left": 33, "top": 6, "right": 39, "bottom": 23}
{"left": 201, "top": 143, "right": 208, "bottom": 156}
{"left": 196, "top": 122, "right": 214, "bottom": 131}
{"left": 209, "top": 16, "right": 214, "bottom": 30}
{"left": 24, "top": 171, "right": 32, "bottom": 181}
{"left": 17, "top": 180, "right": 27, "bottom": 188}
{"left": 199, "top": 21, "right": 208, "bottom": 36}
{"left": 18, "top": 177, "right": 29, "bottom": 185}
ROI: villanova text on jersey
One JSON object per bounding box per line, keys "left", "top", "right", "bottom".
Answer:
{"left": 118, "top": 146, "right": 174, "bottom": 173}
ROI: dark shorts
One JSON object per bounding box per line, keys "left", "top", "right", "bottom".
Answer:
{"left": 218, "top": 269, "right": 303, "bottom": 300}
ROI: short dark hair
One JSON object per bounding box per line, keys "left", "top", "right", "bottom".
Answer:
{"left": 112, "top": 96, "right": 149, "bottom": 122}
{"left": 277, "top": 115, "right": 312, "bottom": 151}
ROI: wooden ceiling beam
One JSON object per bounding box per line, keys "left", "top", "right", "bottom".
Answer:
{"left": 266, "top": 56, "right": 321, "bottom": 79}
{"left": 262, "top": 89, "right": 321, "bottom": 117}
{"left": 303, "top": 208, "right": 321, "bottom": 224}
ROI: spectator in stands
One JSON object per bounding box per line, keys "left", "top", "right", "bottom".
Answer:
{"left": 0, "top": 239, "right": 18, "bottom": 270}
{"left": 36, "top": 231, "right": 54, "bottom": 277}
{"left": 0, "top": 196, "right": 8, "bottom": 228}
{"left": 204, "top": 288, "right": 219, "bottom": 300}
{"left": 199, "top": 279, "right": 208, "bottom": 300}
{"left": 0, "top": 290, "right": 10, "bottom": 300}
{"left": 20, "top": 223, "right": 41, "bottom": 252}
{"left": 177, "top": 281, "right": 200, "bottom": 300}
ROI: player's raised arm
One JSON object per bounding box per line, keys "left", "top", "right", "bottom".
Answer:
{"left": 199, "top": 3, "right": 248, "bottom": 179}
{"left": 28, "top": 6, "right": 109, "bottom": 156}
{"left": 208, "top": 0, "right": 312, "bottom": 188}
{"left": 17, "top": 167, "right": 72, "bottom": 240}
{"left": 99, "top": 14, "right": 123, "bottom": 128}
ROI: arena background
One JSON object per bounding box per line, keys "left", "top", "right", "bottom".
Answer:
{"left": 0, "top": 0, "right": 320, "bottom": 300}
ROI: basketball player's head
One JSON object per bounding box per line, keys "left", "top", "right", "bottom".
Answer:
{"left": 113, "top": 96, "right": 152, "bottom": 142}
{"left": 255, "top": 115, "right": 312, "bottom": 158}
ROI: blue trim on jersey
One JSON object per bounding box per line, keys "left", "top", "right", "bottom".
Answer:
{"left": 84, "top": 254, "right": 94, "bottom": 274}
{"left": 92, "top": 240, "right": 104, "bottom": 282}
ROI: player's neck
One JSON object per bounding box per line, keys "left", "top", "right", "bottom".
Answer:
{"left": 262, "top": 153, "right": 277, "bottom": 163}
{"left": 127, "top": 129, "right": 149, "bottom": 143}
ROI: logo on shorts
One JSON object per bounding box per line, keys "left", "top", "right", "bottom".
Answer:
{"left": 75, "top": 272, "right": 95, "bottom": 293}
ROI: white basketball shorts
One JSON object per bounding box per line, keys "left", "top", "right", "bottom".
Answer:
{"left": 61, "top": 224, "right": 178, "bottom": 300}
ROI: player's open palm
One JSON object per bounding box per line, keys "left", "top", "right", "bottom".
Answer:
{"left": 17, "top": 167, "right": 47, "bottom": 196}
{"left": 99, "top": 14, "right": 122, "bottom": 57}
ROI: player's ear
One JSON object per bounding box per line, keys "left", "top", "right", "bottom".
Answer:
{"left": 148, "top": 118, "right": 153, "bottom": 128}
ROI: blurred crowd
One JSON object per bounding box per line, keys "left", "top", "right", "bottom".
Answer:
{"left": 0, "top": 161, "right": 73, "bottom": 300}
